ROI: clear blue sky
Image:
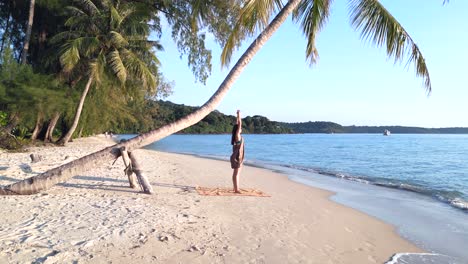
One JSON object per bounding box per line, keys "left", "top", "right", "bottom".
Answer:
{"left": 156, "top": 0, "right": 467, "bottom": 128}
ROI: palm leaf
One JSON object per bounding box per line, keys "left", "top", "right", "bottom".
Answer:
{"left": 110, "top": 5, "right": 124, "bottom": 29}
{"left": 72, "top": 37, "right": 100, "bottom": 57}
{"left": 76, "top": 0, "right": 100, "bottom": 15}
{"left": 109, "top": 31, "right": 129, "bottom": 48}
{"left": 59, "top": 41, "right": 81, "bottom": 72}
{"left": 108, "top": 49, "right": 127, "bottom": 84}
{"left": 49, "top": 31, "right": 82, "bottom": 44}
{"left": 349, "top": 0, "right": 431, "bottom": 92}
{"left": 221, "top": 0, "right": 283, "bottom": 67}
{"left": 120, "top": 48, "right": 157, "bottom": 91}
{"left": 65, "top": 6, "right": 87, "bottom": 17}
{"left": 293, "top": 0, "right": 332, "bottom": 65}
{"left": 89, "top": 53, "right": 106, "bottom": 84}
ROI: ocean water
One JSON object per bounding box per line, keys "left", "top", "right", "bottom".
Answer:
{"left": 121, "top": 133, "right": 468, "bottom": 210}
{"left": 118, "top": 133, "right": 468, "bottom": 263}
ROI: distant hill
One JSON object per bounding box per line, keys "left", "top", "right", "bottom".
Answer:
{"left": 280, "top": 121, "right": 345, "bottom": 134}
{"left": 127, "top": 100, "right": 293, "bottom": 134}
{"left": 118, "top": 100, "right": 468, "bottom": 134}
{"left": 281, "top": 122, "right": 468, "bottom": 134}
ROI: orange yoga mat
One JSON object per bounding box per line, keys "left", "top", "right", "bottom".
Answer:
{"left": 196, "top": 186, "right": 270, "bottom": 197}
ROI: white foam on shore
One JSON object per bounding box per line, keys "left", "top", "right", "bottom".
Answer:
{"left": 386, "top": 252, "right": 453, "bottom": 264}
{"left": 451, "top": 198, "right": 468, "bottom": 210}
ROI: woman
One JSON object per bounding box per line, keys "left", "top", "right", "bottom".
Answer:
{"left": 230, "top": 110, "right": 244, "bottom": 193}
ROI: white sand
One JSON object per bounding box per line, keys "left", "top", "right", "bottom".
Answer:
{"left": 0, "top": 136, "right": 422, "bottom": 263}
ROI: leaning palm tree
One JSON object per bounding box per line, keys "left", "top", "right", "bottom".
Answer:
{"left": 21, "top": 0, "right": 35, "bottom": 64}
{"left": 54, "top": 0, "right": 160, "bottom": 145}
{"left": 222, "top": 0, "right": 431, "bottom": 92}
{"left": 0, "top": 0, "right": 432, "bottom": 195}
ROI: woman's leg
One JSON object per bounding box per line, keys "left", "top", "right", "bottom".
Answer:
{"left": 232, "top": 167, "right": 241, "bottom": 193}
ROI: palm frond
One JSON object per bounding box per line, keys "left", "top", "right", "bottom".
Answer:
{"left": 59, "top": 41, "right": 81, "bottom": 72}
{"left": 349, "top": 0, "right": 431, "bottom": 92}
{"left": 293, "top": 0, "right": 332, "bottom": 65}
{"left": 64, "top": 15, "right": 90, "bottom": 28}
{"left": 120, "top": 48, "right": 157, "bottom": 91}
{"left": 108, "top": 49, "right": 127, "bottom": 84}
{"left": 116, "top": 5, "right": 136, "bottom": 28}
{"left": 221, "top": 0, "right": 283, "bottom": 67}
{"left": 110, "top": 5, "right": 124, "bottom": 29}
{"left": 109, "top": 31, "right": 129, "bottom": 48}
{"left": 49, "top": 31, "right": 82, "bottom": 44}
{"left": 76, "top": 0, "right": 100, "bottom": 15}
{"left": 190, "top": 0, "right": 205, "bottom": 31}
{"left": 65, "top": 6, "right": 87, "bottom": 17}
{"left": 89, "top": 53, "right": 106, "bottom": 84}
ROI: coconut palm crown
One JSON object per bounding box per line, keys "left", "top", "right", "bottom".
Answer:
{"left": 51, "top": 0, "right": 162, "bottom": 144}
{"left": 52, "top": 0, "right": 160, "bottom": 90}
{"left": 222, "top": 0, "right": 432, "bottom": 93}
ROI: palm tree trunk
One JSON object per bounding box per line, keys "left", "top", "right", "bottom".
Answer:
{"left": 30, "top": 113, "right": 42, "bottom": 140}
{"left": 45, "top": 112, "right": 60, "bottom": 143}
{"left": 0, "top": 6, "right": 11, "bottom": 54}
{"left": 20, "top": 0, "right": 35, "bottom": 64}
{"left": 78, "top": 127, "right": 83, "bottom": 138}
{"left": 0, "top": 0, "right": 302, "bottom": 195}
{"left": 58, "top": 76, "right": 93, "bottom": 145}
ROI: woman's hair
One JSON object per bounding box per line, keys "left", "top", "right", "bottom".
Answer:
{"left": 231, "top": 124, "right": 239, "bottom": 145}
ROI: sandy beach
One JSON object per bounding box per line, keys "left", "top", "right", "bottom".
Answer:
{"left": 0, "top": 136, "right": 422, "bottom": 263}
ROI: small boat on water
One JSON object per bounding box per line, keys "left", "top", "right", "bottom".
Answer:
{"left": 383, "top": 129, "right": 391, "bottom": 136}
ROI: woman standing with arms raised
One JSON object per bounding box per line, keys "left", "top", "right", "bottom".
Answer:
{"left": 230, "top": 110, "right": 244, "bottom": 193}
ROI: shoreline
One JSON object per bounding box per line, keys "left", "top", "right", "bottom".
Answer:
{"left": 140, "top": 142, "right": 468, "bottom": 262}
{"left": 1, "top": 135, "right": 423, "bottom": 263}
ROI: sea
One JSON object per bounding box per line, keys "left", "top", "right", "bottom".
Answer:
{"left": 118, "top": 133, "right": 468, "bottom": 264}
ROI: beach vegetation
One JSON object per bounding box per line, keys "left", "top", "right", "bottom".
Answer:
{"left": 0, "top": 0, "right": 242, "bottom": 148}
{"left": 123, "top": 100, "right": 293, "bottom": 134}
{"left": 0, "top": 47, "right": 71, "bottom": 149}
{"left": 51, "top": 0, "right": 163, "bottom": 145}
{"left": 0, "top": 0, "right": 437, "bottom": 194}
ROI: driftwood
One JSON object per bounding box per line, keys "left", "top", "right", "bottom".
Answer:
{"left": 128, "top": 152, "right": 154, "bottom": 194}
{"left": 119, "top": 147, "right": 137, "bottom": 188}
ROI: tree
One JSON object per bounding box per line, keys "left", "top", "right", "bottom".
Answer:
{"left": 0, "top": 0, "right": 433, "bottom": 194}
{"left": 53, "top": 0, "right": 161, "bottom": 144}
{"left": 0, "top": 0, "right": 302, "bottom": 195}
{"left": 0, "top": 46, "right": 69, "bottom": 147}
{"left": 222, "top": 0, "right": 431, "bottom": 92}
{"left": 21, "top": 0, "right": 35, "bottom": 64}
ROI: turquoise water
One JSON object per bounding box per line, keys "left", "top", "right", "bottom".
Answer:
{"left": 118, "top": 133, "right": 468, "bottom": 262}
{"left": 120, "top": 133, "right": 468, "bottom": 211}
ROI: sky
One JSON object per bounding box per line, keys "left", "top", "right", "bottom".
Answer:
{"left": 155, "top": 0, "right": 468, "bottom": 128}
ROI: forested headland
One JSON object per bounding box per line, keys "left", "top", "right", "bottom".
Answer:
{"left": 282, "top": 121, "right": 468, "bottom": 134}
{"left": 108, "top": 100, "right": 468, "bottom": 135}
{"left": 130, "top": 100, "right": 293, "bottom": 134}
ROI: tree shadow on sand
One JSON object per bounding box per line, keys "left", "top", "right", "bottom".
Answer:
{"left": 57, "top": 175, "right": 196, "bottom": 194}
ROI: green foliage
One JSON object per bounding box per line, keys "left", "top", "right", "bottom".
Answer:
{"left": 113, "top": 100, "right": 293, "bottom": 134}
{"left": 282, "top": 121, "right": 345, "bottom": 134}
{"left": 52, "top": 0, "right": 161, "bottom": 92}
{"left": 0, "top": 111, "right": 7, "bottom": 127}
{"left": 0, "top": 47, "right": 71, "bottom": 132}
{"left": 349, "top": 0, "right": 431, "bottom": 92}
{"left": 159, "top": 0, "right": 243, "bottom": 83}
{"left": 282, "top": 122, "right": 468, "bottom": 134}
